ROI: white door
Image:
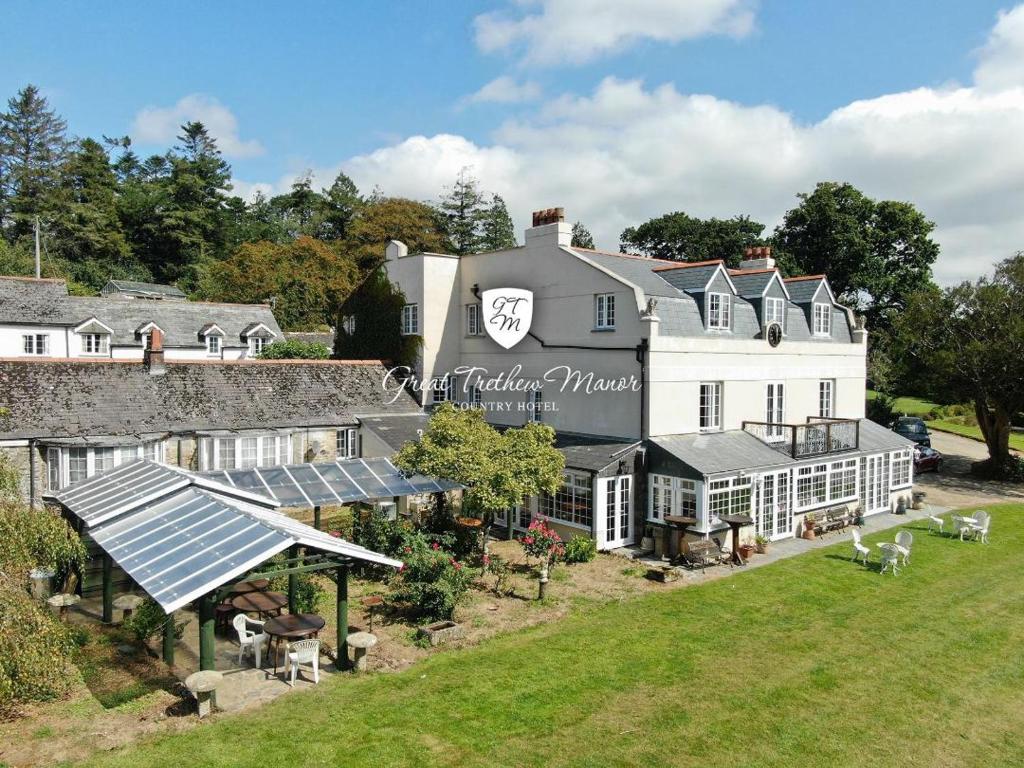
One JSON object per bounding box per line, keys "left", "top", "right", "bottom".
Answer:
{"left": 863, "top": 455, "right": 890, "bottom": 514}
{"left": 758, "top": 471, "right": 793, "bottom": 541}
{"left": 597, "top": 475, "right": 634, "bottom": 550}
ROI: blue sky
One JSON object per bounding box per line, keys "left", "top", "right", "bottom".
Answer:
{"left": 2, "top": 1, "right": 1023, "bottom": 283}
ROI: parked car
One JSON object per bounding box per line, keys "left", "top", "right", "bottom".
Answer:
{"left": 914, "top": 445, "right": 943, "bottom": 473}
{"left": 892, "top": 416, "right": 931, "bottom": 447}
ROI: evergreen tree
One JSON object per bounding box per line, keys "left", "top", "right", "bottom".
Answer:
{"left": 571, "top": 221, "right": 595, "bottom": 249}
{"left": 438, "top": 168, "right": 486, "bottom": 255}
{"left": 320, "top": 171, "right": 362, "bottom": 240}
{"left": 0, "top": 85, "right": 69, "bottom": 240}
{"left": 479, "top": 194, "right": 517, "bottom": 250}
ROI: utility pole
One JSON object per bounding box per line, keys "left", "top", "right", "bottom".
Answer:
{"left": 34, "top": 216, "right": 41, "bottom": 278}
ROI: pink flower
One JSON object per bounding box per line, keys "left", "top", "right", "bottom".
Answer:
{"left": 403, "top": 546, "right": 412, "bottom": 554}
{"left": 451, "top": 560, "right": 462, "bottom": 570}
{"left": 482, "top": 554, "right": 491, "bottom": 565}
{"left": 431, "top": 541, "right": 440, "bottom": 550}
{"left": 328, "top": 530, "right": 341, "bottom": 538}
{"left": 398, "top": 563, "right": 406, "bottom": 573}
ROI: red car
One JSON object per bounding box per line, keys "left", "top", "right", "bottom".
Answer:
{"left": 914, "top": 446, "right": 943, "bottom": 473}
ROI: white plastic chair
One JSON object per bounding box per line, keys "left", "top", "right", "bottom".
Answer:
{"left": 233, "top": 613, "right": 267, "bottom": 668}
{"left": 851, "top": 528, "right": 870, "bottom": 566}
{"left": 285, "top": 638, "right": 321, "bottom": 686}
{"left": 895, "top": 530, "right": 913, "bottom": 565}
{"left": 969, "top": 511, "right": 991, "bottom": 544}
{"left": 878, "top": 543, "right": 901, "bottom": 576}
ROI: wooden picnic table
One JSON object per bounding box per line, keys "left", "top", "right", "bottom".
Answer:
{"left": 263, "top": 613, "right": 326, "bottom": 674}
{"left": 229, "top": 579, "right": 270, "bottom": 595}
{"left": 230, "top": 590, "right": 287, "bottom": 619}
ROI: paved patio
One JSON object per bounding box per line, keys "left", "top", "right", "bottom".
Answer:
{"left": 615, "top": 501, "right": 960, "bottom": 582}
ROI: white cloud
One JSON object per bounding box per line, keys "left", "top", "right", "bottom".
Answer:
{"left": 130, "top": 94, "right": 264, "bottom": 159}
{"left": 974, "top": 5, "right": 1024, "bottom": 91}
{"left": 474, "top": 0, "right": 756, "bottom": 66}
{"left": 249, "top": 5, "right": 1024, "bottom": 286}
{"left": 462, "top": 76, "right": 543, "bottom": 105}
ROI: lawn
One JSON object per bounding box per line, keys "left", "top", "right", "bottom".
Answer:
{"left": 82, "top": 505, "right": 1024, "bottom": 768}
{"left": 866, "top": 390, "right": 940, "bottom": 418}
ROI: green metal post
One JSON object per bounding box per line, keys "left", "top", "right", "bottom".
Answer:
{"left": 336, "top": 563, "right": 349, "bottom": 671}
{"left": 288, "top": 544, "right": 299, "bottom": 614}
{"left": 313, "top": 505, "right": 321, "bottom": 530}
{"left": 162, "top": 611, "right": 175, "bottom": 667}
{"left": 101, "top": 554, "right": 113, "bottom": 623}
{"left": 199, "top": 593, "right": 216, "bottom": 671}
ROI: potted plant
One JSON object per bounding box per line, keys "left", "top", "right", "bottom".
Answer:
{"left": 640, "top": 525, "right": 655, "bottom": 553}
{"left": 738, "top": 542, "right": 757, "bottom": 560}
{"left": 803, "top": 513, "right": 817, "bottom": 540}
{"left": 754, "top": 534, "right": 769, "bottom": 554}
{"left": 853, "top": 505, "right": 864, "bottom": 526}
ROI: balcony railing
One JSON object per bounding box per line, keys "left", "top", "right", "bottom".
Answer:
{"left": 742, "top": 417, "right": 859, "bottom": 459}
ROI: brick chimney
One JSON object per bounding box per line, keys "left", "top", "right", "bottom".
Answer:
{"left": 144, "top": 328, "right": 165, "bottom": 375}
{"left": 526, "top": 207, "right": 572, "bottom": 247}
{"left": 737, "top": 245, "right": 776, "bottom": 271}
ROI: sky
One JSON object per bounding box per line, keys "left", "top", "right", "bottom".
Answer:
{"left": 3, "top": 0, "right": 1024, "bottom": 284}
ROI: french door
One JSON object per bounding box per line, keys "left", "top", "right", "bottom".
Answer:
{"left": 758, "top": 470, "right": 793, "bottom": 541}
{"left": 862, "top": 455, "right": 890, "bottom": 514}
{"left": 597, "top": 475, "right": 634, "bottom": 550}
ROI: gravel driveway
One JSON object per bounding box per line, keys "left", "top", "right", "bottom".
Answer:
{"left": 913, "top": 429, "right": 1024, "bottom": 507}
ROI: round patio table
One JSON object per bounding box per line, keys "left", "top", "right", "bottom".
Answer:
{"left": 231, "top": 590, "right": 287, "bottom": 619}
{"left": 263, "top": 613, "right": 326, "bottom": 674}
{"left": 719, "top": 514, "right": 754, "bottom": 566}
{"left": 229, "top": 578, "right": 270, "bottom": 595}
{"left": 663, "top": 515, "right": 698, "bottom": 562}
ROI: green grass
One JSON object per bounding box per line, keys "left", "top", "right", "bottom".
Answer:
{"left": 866, "top": 390, "right": 941, "bottom": 418}
{"left": 83, "top": 505, "right": 1024, "bottom": 768}
{"left": 927, "top": 420, "right": 1024, "bottom": 452}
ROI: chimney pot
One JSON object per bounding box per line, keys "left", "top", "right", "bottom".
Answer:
{"left": 144, "top": 329, "right": 166, "bottom": 375}
{"left": 531, "top": 207, "right": 565, "bottom": 227}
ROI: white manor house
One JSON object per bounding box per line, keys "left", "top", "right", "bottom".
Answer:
{"left": 380, "top": 207, "right": 915, "bottom": 551}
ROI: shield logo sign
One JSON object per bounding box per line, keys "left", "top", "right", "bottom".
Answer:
{"left": 481, "top": 288, "right": 534, "bottom": 349}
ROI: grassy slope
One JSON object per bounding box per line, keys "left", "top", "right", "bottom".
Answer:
{"left": 866, "top": 390, "right": 940, "bottom": 418}
{"left": 84, "top": 506, "right": 1024, "bottom": 768}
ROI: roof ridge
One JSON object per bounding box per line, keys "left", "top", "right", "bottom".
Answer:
{"left": 783, "top": 274, "right": 825, "bottom": 282}
{"left": 571, "top": 246, "right": 679, "bottom": 265}
{"left": 651, "top": 259, "right": 725, "bottom": 272}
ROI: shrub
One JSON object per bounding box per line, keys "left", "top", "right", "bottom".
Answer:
{"left": 0, "top": 501, "right": 86, "bottom": 584}
{"left": 388, "top": 538, "right": 471, "bottom": 621}
{"left": 563, "top": 534, "right": 597, "bottom": 564}
{"left": 865, "top": 393, "right": 897, "bottom": 426}
{"left": 263, "top": 556, "right": 328, "bottom": 615}
{"left": 257, "top": 339, "right": 331, "bottom": 359}
{"left": 122, "top": 598, "right": 188, "bottom": 647}
{"left": 0, "top": 585, "right": 75, "bottom": 717}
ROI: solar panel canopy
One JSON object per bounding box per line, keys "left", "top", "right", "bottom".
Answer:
{"left": 199, "top": 456, "right": 462, "bottom": 508}
{"left": 54, "top": 459, "right": 404, "bottom": 613}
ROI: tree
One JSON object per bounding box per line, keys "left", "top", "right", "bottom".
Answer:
{"left": 620, "top": 211, "right": 765, "bottom": 267}
{"left": 570, "top": 221, "right": 595, "bottom": 249}
{"left": 438, "top": 168, "right": 487, "bottom": 255}
{"left": 393, "top": 404, "right": 565, "bottom": 524}
{"left": 320, "top": 171, "right": 362, "bottom": 240}
{"left": 479, "top": 194, "right": 517, "bottom": 251}
{"left": 198, "top": 236, "right": 359, "bottom": 330}
{"left": 0, "top": 85, "right": 69, "bottom": 241}
{"left": 773, "top": 182, "right": 939, "bottom": 332}
{"left": 343, "top": 196, "right": 450, "bottom": 269}
{"left": 896, "top": 254, "right": 1024, "bottom": 478}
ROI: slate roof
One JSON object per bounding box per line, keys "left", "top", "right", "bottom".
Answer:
{"left": 650, "top": 419, "right": 914, "bottom": 478}
{"left": 100, "top": 280, "right": 187, "bottom": 300}
{"left": 652, "top": 262, "right": 725, "bottom": 293}
{"left": 0, "top": 276, "right": 282, "bottom": 348}
{"left": 728, "top": 270, "right": 785, "bottom": 300}
{"left": 285, "top": 331, "right": 335, "bottom": 348}
{"left": 783, "top": 276, "right": 828, "bottom": 303}
{"left": 359, "top": 413, "right": 433, "bottom": 453}
{"left": 0, "top": 359, "right": 420, "bottom": 440}
{"left": 553, "top": 432, "right": 641, "bottom": 472}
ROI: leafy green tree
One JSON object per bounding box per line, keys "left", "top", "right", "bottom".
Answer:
{"left": 438, "top": 168, "right": 486, "bottom": 255}
{"left": 344, "top": 196, "right": 450, "bottom": 269}
{"left": 320, "top": 171, "right": 362, "bottom": 240}
{"left": 257, "top": 338, "right": 331, "bottom": 359}
{"left": 479, "top": 194, "right": 517, "bottom": 251}
{"left": 335, "top": 267, "right": 420, "bottom": 368}
{"left": 224, "top": 191, "right": 287, "bottom": 247}
{"left": 0, "top": 85, "right": 69, "bottom": 241}
{"left": 199, "top": 236, "right": 358, "bottom": 330}
{"left": 570, "top": 221, "right": 594, "bottom": 249}
{"left": 394, "top": 403, "right": 565, "bottom": 525}
{"left": 896, "top": 254, "right": 1024, "bottom": 478}
{"left": 773, "top": 182, "right": 938, "bottom": 332}
{"left": 620, "top": 211, "right": 765, "bottom": 267}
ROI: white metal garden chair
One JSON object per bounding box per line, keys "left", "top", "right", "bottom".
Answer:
{"left": 926, "top": 506, "right": 945, "bottom": 535}
{"left": 851, "top": 528, "right": 870, "bottom": 566}
{"left": 878, "top": 543, "right": 901, "bottom": 576}
{"left": 969, "top": 511, "right": 991, "bottom": 544}
{"left": 952, "top": 515, "right": 975, "bottom": 541}
{"left": 232, "top": 613, "right": 267, "bottom": 668}
{"left": 285, "top": 638, "right": 321, "bottom": 686}
{"left": 895, "top": 530, "right": 913, "bottom": 566}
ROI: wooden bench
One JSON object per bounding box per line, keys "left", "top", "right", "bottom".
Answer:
{"left": 812, "top": 506, "right": 851, "bottom": 536}
{"left": 677, "top": 539, "right": 731, "bottom": 571}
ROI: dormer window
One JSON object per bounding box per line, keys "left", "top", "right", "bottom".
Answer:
{"left": 200, "top": 323, "right": 225, "bottom": 355}
{"left": 82, "top": 333, "right": 109, "bottom": 355}
{"left": 248, "top": 336, "right": 268, "bottom": 355}
{"left": 207, "top": 334, "right": 221, "bottom": 355}
{"left": 764, "top": 296, "right": 785, "bottom": 333}
{"left": 813, "top": 303, "right": 832, "bottom": 336}
{"left": 708, "top": 293, "right": 731, "bottom": 330}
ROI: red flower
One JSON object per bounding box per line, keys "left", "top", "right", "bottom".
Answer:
{"left": 482, "top": 554, "right": 491, "bottom": 565}
{"left": 431, "top": 541, "right": 440, "bottom": 550}
{"left": 451, "top": 560, "right": 462, "bottom": 570}
{"left": 398, "top": 563, "right": 406, "bottom": 573}
{"left": 328, "top": 530, "right": 341, "bottom": 538}
{"left": 403, "top": 546, "right": 412, "bottom": 554}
